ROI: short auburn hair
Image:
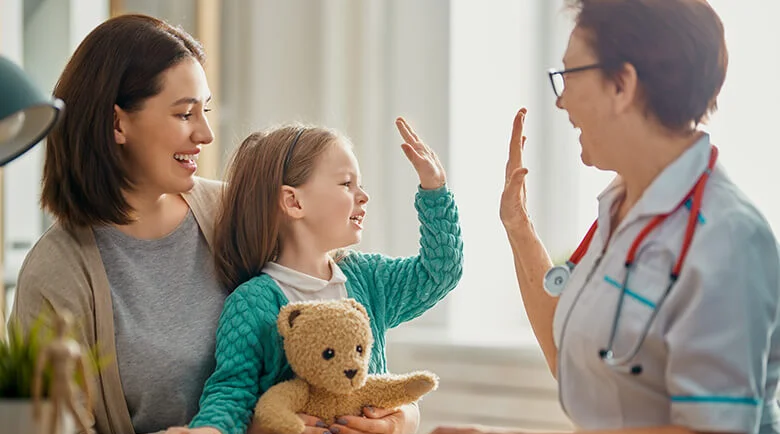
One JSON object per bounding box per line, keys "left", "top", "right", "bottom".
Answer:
{"left": 567, "top": 0, "right": 728, "bottom": 131}
{"left": 41, "top": 14, "right": 205, "bottom": 230}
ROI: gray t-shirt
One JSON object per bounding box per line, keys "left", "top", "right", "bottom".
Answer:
{"left": 93, "top": 210, "right": 226, "bottom": 434}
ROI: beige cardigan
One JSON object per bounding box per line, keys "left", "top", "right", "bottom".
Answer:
{"left": 10, "top": 177, "right": 223, "bottom": 434}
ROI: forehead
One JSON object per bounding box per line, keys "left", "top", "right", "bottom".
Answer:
{"left": 318, "top": 139, "right": 359, "bottom": 170}
{"left": 563, "top": 27, "right": 598, "bottom": 66}
{"left": 156, "top": 57, "right": 211, "bottom": 101}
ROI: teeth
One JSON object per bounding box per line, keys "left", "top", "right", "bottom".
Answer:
{"left": 174, "top": 153, "right": 199, "bottom": 161}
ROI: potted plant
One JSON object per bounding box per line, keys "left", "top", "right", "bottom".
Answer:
{"left": 0, "top": 311, "right": 103, "bottom": 434}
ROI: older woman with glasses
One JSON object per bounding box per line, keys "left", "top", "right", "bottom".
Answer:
{"left": 433, "top": 1, "right": 780, "bottom": 434}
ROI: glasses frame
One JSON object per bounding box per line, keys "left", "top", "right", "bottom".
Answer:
{"left": 547, "top": 63, "right": 603, "bottom": 98}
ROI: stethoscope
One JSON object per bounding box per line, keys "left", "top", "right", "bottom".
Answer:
{"left": 544, "top": 145, "right": 718, "bottom": 375}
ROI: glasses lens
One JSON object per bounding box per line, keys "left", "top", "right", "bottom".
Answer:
{"left": 553, "top": 73, "right": 565, "bottom": 97}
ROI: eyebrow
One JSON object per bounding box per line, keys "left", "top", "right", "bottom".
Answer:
{"left": 171, "top": 95, "right": 212, "bottom": 107}
{"left": 337, "top": 169, "right": 361, "bottom": 178}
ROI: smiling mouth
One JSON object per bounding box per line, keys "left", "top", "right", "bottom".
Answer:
{"left": 174, "top": 153, "right": 199, "bottom": 171}
{"left": 174, "top": 153, "right": 199, "bottom": 162}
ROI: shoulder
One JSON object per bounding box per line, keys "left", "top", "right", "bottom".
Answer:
{"left": 19, "top": 223, "right": 91, "bottom": 280}
{"left": 699, "top": 169, "right": 777, "bottom": 250}
{"left": 184, "top": 177, "right": 225, "bottom": 245}
{"left": 217, "top": 275, "right": 288, "bottom": 344}
{"left": 193, "top": 176, "right": 225, "bottom": 196}
{"left": 336, "top": 250, "right": 388, "bottom": 276}
{"left": 688, "top": 171, "right": 779, "bottom": 287}
{"left": 227, "top": 274, "right": 287, "bottom": 315}
{"left": 14, "top": 223, "right": 96, "bottom": 326}
{"left": 184, "top": 176, "right": 225, "bottom": 213}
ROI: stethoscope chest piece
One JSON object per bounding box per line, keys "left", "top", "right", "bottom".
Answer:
{"left": 544, "top": 264, "right": 571, "bottom": 297}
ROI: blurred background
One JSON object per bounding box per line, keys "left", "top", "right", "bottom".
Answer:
{"left": 1, "top": 0, "right": 777, "bottom": 431}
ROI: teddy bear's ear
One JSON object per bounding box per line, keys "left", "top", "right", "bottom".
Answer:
{"left": 277, "top": 303, "right": 305, "bottom": 338}
{"left": 344, "top": 298, "right": 369, "bottom": 320}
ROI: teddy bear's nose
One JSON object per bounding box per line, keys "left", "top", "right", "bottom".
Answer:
{"left": 344, "top": 369, "right": 358, "bottom": 379}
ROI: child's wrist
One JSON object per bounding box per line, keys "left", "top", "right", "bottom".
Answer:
{"left": 419, "top": 179, "right": 446, "bottom": 190}
{"left": 417, "top": 183, "right": 447, "bottom": 194}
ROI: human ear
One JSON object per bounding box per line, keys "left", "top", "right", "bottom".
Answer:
{"left": 114, "top": 104, "right": 129, "bottom": 145}
{"left": 280, "top": 185, "right": 304, "bottom": 219}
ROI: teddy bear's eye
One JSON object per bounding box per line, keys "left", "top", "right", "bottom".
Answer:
{"left": 322, "top": 348, "right": 335, "bottom": 360}
{"left": 356, "top": 345, "right": 363, "bottom": 354}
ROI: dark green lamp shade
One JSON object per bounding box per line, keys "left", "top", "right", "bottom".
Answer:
{"left": 0, "top": 55, "right": 64, "bottom": 166}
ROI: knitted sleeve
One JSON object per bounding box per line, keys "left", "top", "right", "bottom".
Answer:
{"left": 346, "top": 185, "right": 463, "bottom": 329}
{"left": 189, "top": 286, "right": 276, "bottom": 434}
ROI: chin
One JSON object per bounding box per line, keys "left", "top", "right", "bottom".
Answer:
{"left": 579, "top": 137, "right": 595, "bottom": 167}
{"left": 345, "top": 233, "right": 362, "bottom": 247}
{"left": 168, "top": 175, "right": 196, "bottom": 195}
{"left": 580, "top": 152, "right": 594, "bottom": 167}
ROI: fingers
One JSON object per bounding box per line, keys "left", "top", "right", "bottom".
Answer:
{"left": 395, "top": 117, "right": 416, "bottom": 145}
{"left": 401, "top": 142, "right": 422, "bottom": 165}
{"left": 298, "top": 413, "right": 327, "bottom": 428}
{"left": 396, "top": 117, "right": 431, "bottom": 156}
{"left": 504, "top": 167, "right": 529, "bottom": 193}
{"left": 362, "top": 406, "right": 396, "bottom": 419}
{"left": 506, "top": 108, "right": 527, "bottom": 180}
{"left": 303, "top": 426, "right": 331, "bottom": 434}
{"left": 395, "top": 117, "right": 421, "bottom": 144}
{"left": 329, "top": 414, "right": 392, "bottom": 434}
{"left": 297, "top": 414, "right": 329, "bottom": 434}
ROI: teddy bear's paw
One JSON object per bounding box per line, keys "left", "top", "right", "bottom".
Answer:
{"left": 404, "top": 372, "right": 439, "bottom": 397}
{"left": 257, "top": 413, "right": 306, "bottom": 434}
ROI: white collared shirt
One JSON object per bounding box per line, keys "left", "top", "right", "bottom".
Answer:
{"left": 262, "top": 259, "right": 348, "bottom": 303}
{"left": 552, "top": 132, "right": 780, "bottom": 433}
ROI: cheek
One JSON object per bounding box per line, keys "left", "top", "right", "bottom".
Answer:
{"left": 328, "top": 192, "right": 355, "bottom": 214}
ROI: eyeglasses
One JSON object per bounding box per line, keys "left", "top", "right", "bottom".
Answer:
{"left": 547, "top": 63, "right": 602, "bottom": 98}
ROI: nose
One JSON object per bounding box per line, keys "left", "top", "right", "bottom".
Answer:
{"left": 555, "top": 95, "right": 564, "bottom": 110}
{"left": 193, "top": 113, "right": 215, "bottom": 145}
{"left": 344, "top": 369, "right": 358, "bottom": 379}
{"left": 357, "top": 187, "right": 370, "bottom": 204}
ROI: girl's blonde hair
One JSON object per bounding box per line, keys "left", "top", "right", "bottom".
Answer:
{"left": 213, "top": 124, "right": 343, "bottom": 290}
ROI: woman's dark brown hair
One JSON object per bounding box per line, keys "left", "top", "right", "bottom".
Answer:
{"left": 214, "top": 125, "right": 342, "bottom": 290}
{"left": 567, "top": 0, "right": 728, "bottom": 131}
{"left": 42, "top": 14, "right": 205, "bottom": 230}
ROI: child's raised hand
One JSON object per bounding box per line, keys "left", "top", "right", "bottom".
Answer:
{"left": 396, "top": 117, "right": 446, "bottom": 190}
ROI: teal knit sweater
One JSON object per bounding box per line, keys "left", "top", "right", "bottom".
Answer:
{"left": 189, "top": 186, "right": 463, "bottom": 434}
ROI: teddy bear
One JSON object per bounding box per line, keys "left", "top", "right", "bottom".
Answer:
{"left": 254, "top": 299, "right": 438, "bottom": 434}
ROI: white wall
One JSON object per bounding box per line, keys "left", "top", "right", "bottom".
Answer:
{"left": 705, "top": 0, "right": 780, "bottom": 234}
{"left": 2, "top": 0, "right": 33, "bottom": 291}
{"left": 446, "top": 0, "right": 542, "bottom": 345}
{"left": 3, "top": 0, "right": 108, "bottom": 289}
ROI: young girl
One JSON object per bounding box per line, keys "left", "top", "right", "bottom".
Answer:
{"left": 183, "top": 118, "right": 463, "bottom": 434}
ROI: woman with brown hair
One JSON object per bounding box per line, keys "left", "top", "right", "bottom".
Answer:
{"left": 10, "top": 13, "right": 224, "bottom": 434}
{"left": 434, "top": 1, "right": 780, "bottom": 433}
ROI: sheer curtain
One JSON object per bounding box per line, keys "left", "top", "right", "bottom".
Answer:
{"left": 706, "top": 0, "right": 780, "bottom": 234}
